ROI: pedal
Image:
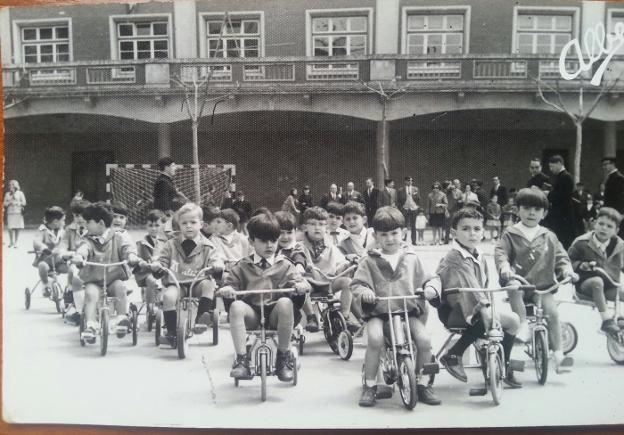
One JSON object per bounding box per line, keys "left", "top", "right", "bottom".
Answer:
{"left": 468, "top": 387, "right": 488, "bottom": 396}
{"left": 81, "top": 331, "right": 96, "bottom": 344}
{"left": 422, "top": 363, "right": 440, "bottom": 375}
{"left": 193, "top": 324, "right": 208, "bottom": 334}
{"left": 508, "top": 359, "right": 525, "bottom": 372}
{"left": 234, "top": 374, "right": 254, "bottom": 381}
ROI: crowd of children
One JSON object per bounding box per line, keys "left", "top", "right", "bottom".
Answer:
{"left": 24, "top": 184, "right": 624, "bottom": 408}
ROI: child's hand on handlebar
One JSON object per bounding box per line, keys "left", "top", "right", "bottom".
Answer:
{"left": 579, "top": 262, "right": 593, "bottom": 272}
{"left": 212, "top": 260, "right": 225, "bottom": 274}
{"left": 294, "top": 280, "right": 310, "bottom": 295}
{"left": 562, "top": 269, "right": 579, "bottom": 283}
{"left": 71, "top": 254, "right": 85, "bottom": 267}
{"left": 149, "top": 262, "right": 164, "bottom": 273}
{"left": 499, "top": 264, "right": 512, "bottom": 281}
{"left": 219, "top": 286, "right": 236, "bottom": 299}
{"left": 345, "top": 254, "right": 360, "bottom": 264}
{"left": 361, "top": 289, "right": 376, "bottom": 304}
{"left": 423, "top": 286, "right": 438, "bottom": 301}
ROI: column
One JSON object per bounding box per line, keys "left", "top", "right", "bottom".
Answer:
{"left": 604, "top": 121, "right": 617, "bottom": 158}
{"left": 174, "top": 0, "right": 197, "bottom": 58}
{"left": 375, "top": 0, "right": 400, "bottom": 54}
{"left": 158, "top": 123, "right": 172, "bottom": 158}
{"left": 581, "top": 1, "right": 605, "bottom": 50}
{"left": 376, "top": 119, "right": 390, "bottom": 188}
{"left": 0, "top": 8, "right": 11, "bottom": 64}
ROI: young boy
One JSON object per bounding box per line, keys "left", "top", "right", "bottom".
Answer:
{"left": 62, "top": 200, "right": 90, "bottom": 325}
{"left": 33, "top": 206, "right": 68, "bottom": 297}
{"left": 135, "top": 209, "right": 168, "bottom": 314}
{"left": 325, "top": 201, "right": 349, "bottom": 246}
{"left": 568, "top": 207, "right": 624, "bottom": 335}
{"left": 72, "top": 202, "right": 140, "bottom": 340}
{"left": 150, "top": 203, "right": 224, "bottom": 345}
{"left": 352, "top": 206, "right": 440, "bottom": 407}
{"left": 210, "top": 208, "right": 252, "bottom": 264}
{"left": 275, "top": 211, "right": 309, "bottom": 327}
{"left": 495, "top": 187, "right": 577, "bottom": 373}
{"left": 201, "top": 205, "right": 221, "bottom": 239}
{"left": 427, "top": 208, "right": 522, "bottom": 387}
{"left": 111, "top": 201, "right": 134, "bottom": 242}
{"left": 300, "top": 206, "right": 359, "bottom": 331}
{"left": 338, "top": 201, "right": 376, "bottom": 259}
{"left": 219, "top": 213, "right": 310, "bottom": 381}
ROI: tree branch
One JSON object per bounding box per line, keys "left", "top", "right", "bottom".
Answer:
{"left": 580, "top": 73, "right": 622, "bottom": 122}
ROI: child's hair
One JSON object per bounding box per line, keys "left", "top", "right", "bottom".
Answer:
{"left": 451, "top": 208, "right": 484, "bottom": 229}
{"left": 490, "top": 194, "right": 498, "bottom": 202}
{"left": 548, "top": 154, "right": 565, "bottom": 165}
{"left": 82, "top": 202, "right": 113, "bottom": 227}
{"left": 384, "top": 178, "right": 394, "bottom": 187}
{"left": 325, "top": 201, "right": 345, "bottom": 217}
{"left": 304, "top": 206, "right": 329, "bottom": 222}
{"left": 274, "top": 211, "right": 297, "bottom": 231}
{"left": 69, "top": 199, "right": 90, "bottom": 216}
{"left": 202, "top": 205, "right": 221, "bottom": 223}
{"left": 251, "top": 206, "right": 271, "bottom": 217}
{"left": 146, "top": 209, "right": 165, "bottom": 223}
{"left": 247, "top": 212, "right": 280, "bottom": 241}
{"left": 515, "top": 187, "right": 549, "bottom": 210}
{"left": 372, "top": 206, "right": 405, "bottom": 232}
{"left": 44, "top": 206, "right": 65, "bottom": 223}
{"left": 110, "top": 200, "right": 129, "bottom": 216}
{"left": 175, "top": 203, "right": 203, "bottom": 223}
{"left": 597, "top": 207, "right": 623, "bottom": 226}
{"left": 343, "top": 200, "right": 365, "bottom": 217}
{"left": 158, "top": 156, "right": 174, "bottom": 171}
{"left": 220, "top": 208, "right": 240, "bottom": 230}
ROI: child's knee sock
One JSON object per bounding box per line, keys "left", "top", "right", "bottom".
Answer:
{"left": 449, "top": 321, "right": 485, "bottom": 356}
{"left": 163, "top": 310, "right": 177, "bottom": 333}
{"left": 196, "top": 297, "right": 215, "bottom": 320}
{"left": 502, "top": 332, "right": 514, "bottom": 364}
{"left": 73, "top": 289, "right": 85, "bottom": 312}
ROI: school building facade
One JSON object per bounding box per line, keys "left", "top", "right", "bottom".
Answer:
{"left": 3, "top": 0, "right": 624, "bottom": 223}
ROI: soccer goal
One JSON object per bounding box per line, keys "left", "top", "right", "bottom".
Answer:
{"left": 106, "top": 164, "right": 236, "bottom": 226}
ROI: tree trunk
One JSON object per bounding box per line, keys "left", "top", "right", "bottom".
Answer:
{"left": 375, "top": 101, "right": 390, "bottom": 188}
{"left": 192, "top": 120, "right": 201, "bottom": 204}
{"left": 573, "top": 121, "right": 582, "bottom": 184}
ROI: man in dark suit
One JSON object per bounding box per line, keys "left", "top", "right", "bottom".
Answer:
{"left": 602, "top": 156, "right": 624, "bottom": 237}
{"left": 362, "top": 177, "right": 380, "bottom": 224}
{"left": 379, "top": 179, "right": 396, "bottom": 207}
{"left": 320, "top": 184, "right": 341, "bottom": 210}
{"left": 527, "top": 158, "right": 550, "bottom": 189}
{"left": 471, "top": 179, "right": 488, "bottom": 210}
{"left": 396, "top": 176, "right": 420, "bottom": 245}
{"left": 340, "top": 181, "right": 364, "bottom": 205}
{"left": 490, "top": 176, "right": 508, "bottom": 206}
{"left": 153, "top": 156, "right": 188, "bottom": 212}
{"left": 545, "top": 155, "right": 577, "bottom": 249}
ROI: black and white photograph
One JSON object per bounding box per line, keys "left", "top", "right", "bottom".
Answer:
{"left": 2, "top": 0, "right": 624, "bottom": 431}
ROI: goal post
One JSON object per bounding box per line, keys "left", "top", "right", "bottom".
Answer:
{"left": 106, "top": 163, "right": 236, "bottom": 226}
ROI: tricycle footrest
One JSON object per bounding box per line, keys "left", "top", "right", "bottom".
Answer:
{"left": 422, "top": 363, "right": 439, "bottom": 375}
{"left": 469, "top": 387, "right": 488, "bottom": 396}
{"left": 508, "top": 359, "right": 525, "bottom": 372}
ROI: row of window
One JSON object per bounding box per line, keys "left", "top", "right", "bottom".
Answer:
{"left": 15, "top": 10, "right": 624, "bottom": 64}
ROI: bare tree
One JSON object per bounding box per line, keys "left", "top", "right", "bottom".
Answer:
{"left": 533, "top": 74, "right": 620, "bottom": 183}
{"left": 170, "top": 13, "right": 239, "bottom": 203}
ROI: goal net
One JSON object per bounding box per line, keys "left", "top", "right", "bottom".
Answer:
{"left": 106, "top": 164, "right": 235, "bottom": 226}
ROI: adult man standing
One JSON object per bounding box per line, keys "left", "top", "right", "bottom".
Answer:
{"left": 471, "top": 179, "right": 488, "bottom": 210}
{"left": 362, "top": 177, "right": 380, "bottom": 224}
{"left": 341, "top": 181, "right": 364, "bottom": 204}
{"left": 153, "top": 157, "right": 187, "bottom": 213}
{"left": 379, "top": 179, "right": 396, "bottom": 207}
{"left": 545, "top": 155, "right": 576, "bottom": 249}
{"left": 527, "top": 158, "right": 550, "bottom": 189}
{"left": 320, "top": 184, "right": 341, "bottom": 210}
{"left": 298, "top": 185, "right": 314, "bottom": 223}
{"left": 490, "top": 176, "right": 508, "bottom": 206}
{"left": 602, "top": 156, "right": 624, "bottom": 237}
{"left": 397, "top": 176, "right": 420, "bottom": 245}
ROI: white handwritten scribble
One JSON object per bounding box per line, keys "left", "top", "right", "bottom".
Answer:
{"left": 559, "top": 21, "right": 624, "bottom": 86}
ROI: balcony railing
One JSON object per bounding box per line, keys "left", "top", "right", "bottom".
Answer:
{"left": 1, "top": 54, "right": 614, "bottom": 92}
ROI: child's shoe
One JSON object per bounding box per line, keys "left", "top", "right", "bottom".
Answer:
{"left": 305, "top": 315, "right": 319, "bottom": 332}
{"left": 43, "top": 285, "right": 51, "bottom": 298}
{"left": 116, "top": 315, "right": 131, "bottom": 338}
{"left": 276, "top": 350, "right": 295, "bottom": 382}
{"left": 358, "top": 385, "right": 377, "bottom": 407}
{"left": 416, "top": 384, "right": 441, "bottom": 405}
{"left": 439, "top": 353, "right": 467, "bottom": 382}
{"left": 193, "top": 312, "right": 212, "bottom": 334}
{"left": 516, "top": 321, "right": 531, "bottom": 343}
{"left": 345, "top": 315, "right": 362, "bottom": 334}
{"left": 230, "top": 354, "right": 252, "bottom": 379}
{"left": 553, "top": 351, "right": 573, "bottom": 374}
{"left": 600, "top": 319, "right": 620, "bottom": 337}
{"left": 165, "top": 331, "right": 177, "bottom": 348}
{"left": 82, "top": 321, "right": 98, "bottom": 344}
{"left": 375, "top": 384, "right": 393, "bottom": 399}
{"left": 503, "top": 364, "right": 523, "bottom": 389}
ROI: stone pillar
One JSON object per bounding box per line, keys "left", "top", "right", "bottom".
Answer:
{"left": 174, "top": 0, "right": 197, "bottom": 58}
{"left": 376, "top": 119, "right": 390, "bottom": 188}
{"left": 376, "top": 0, "right": 400, "bottom": 54}
{"left": 158, "top": 123, "right": 172, "bottom": 158}
{"left": 604, "top": 121, "right": 617, "bottom": 158}
{"left": 0, "top": 8, "right": 11, "bottom": 64}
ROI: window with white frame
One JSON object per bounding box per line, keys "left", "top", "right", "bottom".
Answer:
{"left": 515, "top": 13, "right": 573, "bottom": 54}
{"left": 117, "top": 21, "right": 169, "bottom": 60}
{"left": 206, "top": 18, "right": 261, "bottom": 58}
{"left": 405, "top": 14, "right": 464, "bottom": 55}
{"left": 608, "top": 11, "right": 624, "bottom": 55}
{"left": 311, "top": 16, "right": 368, "bottom": 56}
{"left": 21, "top": 24, "right": 70, "bottom": 63}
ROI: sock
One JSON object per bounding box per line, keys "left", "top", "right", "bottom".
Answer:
{"left": 163, "top": 310, "right": 177, "bottom": 333}
{"left": 365, "top": 379, "right": 376, "bottom": 388}
{"left": 196, "top": 297, "right": 215, "bottom": 321}
{"left": 73, "top": 289, "right": 85, "bottom": 312}
{"left": 502, "top": 332, "right": 514, "bottom": 364}
{"left": 448, "top": 321, "right": 485, "bottom": 356}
